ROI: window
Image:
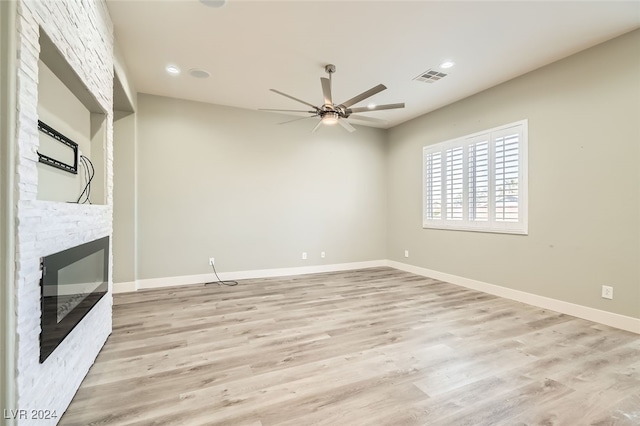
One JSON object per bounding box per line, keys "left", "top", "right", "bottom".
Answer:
{"left": 423, "top": 120, "right": 528, "bottom": 234}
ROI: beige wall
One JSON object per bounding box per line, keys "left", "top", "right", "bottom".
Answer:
{"left": 113, "top": 113, "right": 137, "bottom": 283}
{"left": 133, "top": 94, "right": 388, "bottom": 279}
{"left": 112, "top": 42, "right": 138, "bottom": 284}
{"left": 387, "top": 29, "right": 640, "bottom": 318}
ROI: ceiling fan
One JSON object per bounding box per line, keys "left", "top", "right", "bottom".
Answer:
{"left": 260, "top": 64, "right": 405, "bottom": 133}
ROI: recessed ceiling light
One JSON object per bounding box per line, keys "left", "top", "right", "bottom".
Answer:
{"left": 200, "top": 0, "right": 226, "bottom": 8}
{"left": 166, "top": 65, "right": 181, "bottom": 75}
{"left": 440, "top": 61, "right": 455, "bottom": 69}
{"left": 189, "top": 68, "right": 211, "bottom": 79}
{"left": 367, "top": 103, "right": 376, "bottom": 109}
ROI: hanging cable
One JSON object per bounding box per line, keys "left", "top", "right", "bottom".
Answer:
{"left": 205, "top": 262, "right": 238, "bottom": 287}
{"left": 76, "top": 155, "right": 95, "bottom": 204}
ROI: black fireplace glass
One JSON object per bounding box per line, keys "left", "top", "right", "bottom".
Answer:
{"left": 40, "top": 236, "right": 109, "bottom": 363}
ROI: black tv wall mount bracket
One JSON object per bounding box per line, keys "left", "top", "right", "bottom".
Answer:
{"left": 37, "top": 120, "right": 78, "bottom": 174}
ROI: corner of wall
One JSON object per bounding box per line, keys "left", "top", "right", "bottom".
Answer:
{"left": 1, "top": 0, "right": 18, "bottom": 421}
{"left": 114, "top": 42, "right": 137, "bottom": 113}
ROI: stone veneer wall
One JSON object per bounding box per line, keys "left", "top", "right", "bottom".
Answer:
{"left": 13, "top": 0, "right": 113, "bottom": 423}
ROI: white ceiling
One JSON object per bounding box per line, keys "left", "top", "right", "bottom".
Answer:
{"left": 107, "top": 0, "right": 640, "bottom": 129}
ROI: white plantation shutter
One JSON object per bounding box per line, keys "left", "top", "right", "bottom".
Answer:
{"left": 468, "top": 139, "right": 489, "bottom": 222}
{"left": 423, "top": 120, "right": 528, "bottom": 234}
{"left": 424, "top": 152, "right": 442, "bottom": 220}
{"left": 494, "top": 131, "right": 520, "bottom": 222}
{"left": 445, "top": 147, "right": 463, "bottom": 220}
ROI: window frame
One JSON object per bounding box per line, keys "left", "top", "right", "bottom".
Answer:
{"left": 422, "top": 120, "right": 528, "bottom": 235}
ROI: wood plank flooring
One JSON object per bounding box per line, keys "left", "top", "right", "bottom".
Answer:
{"left": 60, "top": 267, "right": 640, "bottom": 425}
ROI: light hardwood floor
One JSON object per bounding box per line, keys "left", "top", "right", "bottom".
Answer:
{"left": 61, "top": 267, "right": 640, "bottom": 425}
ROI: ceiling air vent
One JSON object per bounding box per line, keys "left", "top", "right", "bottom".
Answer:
{"left": 414, "top": 69, "right": 448, "bottom": 84}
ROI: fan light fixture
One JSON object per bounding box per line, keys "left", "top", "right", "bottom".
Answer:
{"left": 322, "top": 112, "right": 339, "bottom": 125}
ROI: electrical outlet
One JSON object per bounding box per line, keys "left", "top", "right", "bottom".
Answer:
{"left": 321, "top": 251, "right": 326, "bottom": 259}
{"left": 209, "top": 257, "right": 215, "bottom": 266}
{"left": 302, "top": 252, "right": 307, "bottom": 260}
{"left": 601, "top": 285, "right": 613, "bottom": 300}
{"left": 404, "top": 250, "right": 409, "bottom": 258}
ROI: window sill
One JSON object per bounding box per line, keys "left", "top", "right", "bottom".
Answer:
{"left": 422, "top": 222, "right": 528, "bottom": 235}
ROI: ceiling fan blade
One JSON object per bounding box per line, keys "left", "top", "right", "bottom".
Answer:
{"left": 270, "top": 89, "right": 318, "bottom": 109}
{"left": 338, "top": 119, "right": 356, "bottom": 133}
{"left": 321, "top": 77, "right": 332, "bottom": 105}
{"left": 347, "top": 115, "right": 388, "bottom": 124}
{"left": 259, "top": 108, "right": 317, "bottom": 113}
{"left": 278, "top": 116, "right": 316, "bottom": 125}
{"left": 339, "top": 84, "right": 386, "bottom": 108}
{"left": 349, "top": 103, "right": 405, "bottom": 113}
{"left": 311, "top": 120, "right": 323, "bottom": 133}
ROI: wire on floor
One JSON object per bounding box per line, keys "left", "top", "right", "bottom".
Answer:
{"left": 205, "top": 262, "right": 238, "bottom": 287}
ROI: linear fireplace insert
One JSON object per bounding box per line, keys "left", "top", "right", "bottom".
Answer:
{"left": 40, "top": 236, "right": 109, "bottom": 363}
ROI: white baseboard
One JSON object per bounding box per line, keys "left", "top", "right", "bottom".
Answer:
{"left": 113, "top": 260, "right": 387, "bottom": 293}
{"left": 112, "top": 281, "right": 136, "bottom": 294}
{"left": 388, "top": 260, "right": 640, "bottom": 335}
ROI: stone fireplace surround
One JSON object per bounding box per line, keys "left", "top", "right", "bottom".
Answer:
{"left": 12, "top": 0, "right": 114, "bottom": 423}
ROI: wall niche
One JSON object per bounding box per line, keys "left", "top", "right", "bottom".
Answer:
{"left": 37, "top": 29, "right": 106, "bottom": 205}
